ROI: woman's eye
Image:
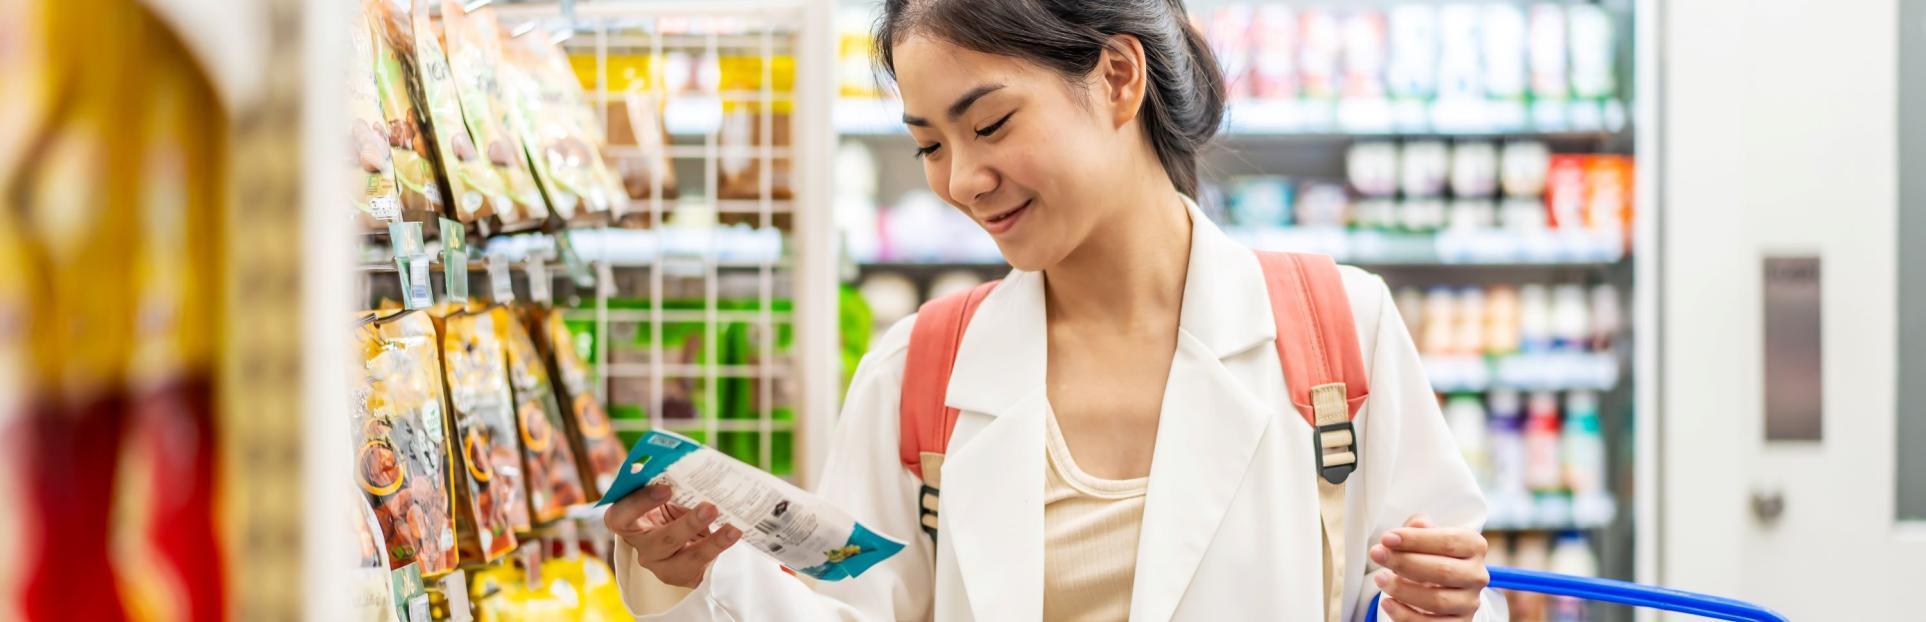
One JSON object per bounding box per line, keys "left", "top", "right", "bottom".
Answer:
{"left": 913, "top": 143, "right": 941, "bottom": 159}
{"left": 975, "top": 111, "right": 1014, "bottom": 138}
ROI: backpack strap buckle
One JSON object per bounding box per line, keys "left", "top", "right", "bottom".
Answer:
{"left": 1313, "top": 420, "right": 1358, "bottom": 485}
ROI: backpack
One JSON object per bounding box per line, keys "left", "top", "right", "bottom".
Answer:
{"left": 898, "top": 251, "right": 1370, "bottom": 622}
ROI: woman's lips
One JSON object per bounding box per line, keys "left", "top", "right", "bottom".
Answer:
{"left": 982, "top": 199, "right": 1031, "bottom": 236}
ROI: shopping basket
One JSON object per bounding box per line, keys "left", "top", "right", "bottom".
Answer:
{"left": 1364, "top": 566, "right": 1789, "bottom": 622}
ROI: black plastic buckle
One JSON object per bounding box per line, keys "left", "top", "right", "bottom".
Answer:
{"left": 918, "top": 483, "right": 941, "bottom": 543}
{"left": 1313, "top": 421, "right": 1358, "bottom": 485}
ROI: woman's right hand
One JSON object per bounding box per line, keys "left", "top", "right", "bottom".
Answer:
{"left": 605, "top": 484, "right": 744, "bottom": 589}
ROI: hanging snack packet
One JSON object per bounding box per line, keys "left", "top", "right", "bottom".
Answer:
{"left": 497, "top": 31, "right": 611, "bottom": 223}
{"left": 431, "top": 306, "right": 527, "bottom": 560}
{"left": 355, "top": 311, "right": 461, "bottom": 577}
{"left": 404, "top": 0, "right": 507, "bottom": 224}
{"left": 525, "top": 305, "right": 625, "bottom": 496}
{"left": 442, "top": 0, "right": 549, "bottom": 227}
{"left": 363, "top": 0, "right": 445, "bottom": 224}
{"left": 351, "top": 6, "right": 403, "bottom": 228}
{"left": 352, "top": 490, "right": 404, "bottom": 622}
{"left": 504, "top": 314, "right": 591, "bottom": 520}
{"left": 516, "top": 32, "right": 631, "bottom": 218}
{"left": 602, "top": 430, "right": 906, "bottom": 581}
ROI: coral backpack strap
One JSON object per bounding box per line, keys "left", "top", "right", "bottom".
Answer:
{"left": 898, "top": 280, "right": 998, "bottom": 542}
{"left": 1253, "top": 251, "right": 1370, "bottom": 622}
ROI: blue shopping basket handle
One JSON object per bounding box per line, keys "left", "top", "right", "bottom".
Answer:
{"left": 1363, "top": 566, "right": 1788, "bottom": 622}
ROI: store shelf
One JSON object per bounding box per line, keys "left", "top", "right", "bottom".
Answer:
{"left": 835, "top": 97, "right": 1629, "bottom": 138}
{"left": 610, "top": 418, "right": 796, "bottom": 433}
{"left": 1486, "top": 492, "right": 1618, "bottom": 533}
{"left": 564, "top": 308, "right": 793, "bottom": 323}
{"left": 1424, "top": 353, "right": 1621, "bottom": 393}
{"left": 1229, "top": 227, "right": 1628, "bottom": 267}
{"left": 605, "top": 362, "right": 792, "bottom": 379}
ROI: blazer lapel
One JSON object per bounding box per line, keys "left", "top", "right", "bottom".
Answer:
{"left": 939, "top": 270, "right": 1049, "bottom": 621}
{"left": 1130, "top": 202, "right": 1284, "bottom": 621}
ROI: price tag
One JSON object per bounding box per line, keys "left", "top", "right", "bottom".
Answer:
{"left": 371, "top": 196, "right": 401, "bottom": 222}
{"left": 440, "top": 218, "right": 469, "bottom": 302}
{"left": 559, "top": 520, "right": 581, "bottom": 560}
{"left": 556, "top": 230, "right": 595, "bottom": 289}
{"left": 439, "top": 570, "right": 473, "bottom": 622}
{"left": 406, "top": 256, "right": 434, "bottom": 309}
{"left": 522, "top": 546, "right": 543, "bottom": 590}
{"left": 526, "top": 257, "right": 552, "bottom": 305}
{"left": 488, "top": 253, "right": 515, "bottom": 303}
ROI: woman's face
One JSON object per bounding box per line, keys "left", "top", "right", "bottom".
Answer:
{"left": 892, "top": 36, "right": 1137, "bottom": 271}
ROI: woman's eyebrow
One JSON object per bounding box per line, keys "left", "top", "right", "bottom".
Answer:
{"left": 901, "top": 83, "right": 1006, "bottom": 126}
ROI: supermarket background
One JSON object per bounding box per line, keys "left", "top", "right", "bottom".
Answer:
{"left": 0, "top": 0, "right": 1922, "bottom": 621}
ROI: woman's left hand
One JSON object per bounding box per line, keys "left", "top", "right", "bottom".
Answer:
{"left": 1369, "top": 514, "right": 1490, "bottom": 621}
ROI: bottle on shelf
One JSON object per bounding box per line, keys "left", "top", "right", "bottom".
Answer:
{"left": 1548, "top": 532, "right": 1599, "bottom": 622}
{"left": 1518, "top": 284, "right": 1553, "bottom": 354}
{"left": 1487, "top": 389, "right": 1533, "bottom": 527}
{"left": 1549, "top": 284, "right": 1591, "bottom": 353}
{"left": 1563, "top": 390, "right": 1616, "bottom": 526}
{"left": 1485, "top": 284, "right": 1522, "bottom": 356}
{"left": 1587, "top": 283, "right": 1621, "bottom": 353}
{"left": 1454, "top": 287, "right": 1487, "bottom": 356}
{"left": 1443, "top": 394, "right": 1491, "bottom": 490}
{"left": 1523, "top": 390, "right": 1563, "bottom": 493}
{"left": 1421, "top": 287, "right": 1458, "bottom": 356}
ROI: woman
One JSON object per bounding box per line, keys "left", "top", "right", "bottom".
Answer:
{"left": 608, "top": 1, "right": 1499, "bottom": 620}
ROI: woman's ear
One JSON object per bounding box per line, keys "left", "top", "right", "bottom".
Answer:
{"left": 1096, "top": 34, "right": 1149, "bottom": 130}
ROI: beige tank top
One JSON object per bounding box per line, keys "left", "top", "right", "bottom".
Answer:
{"left": 1042, "top": 409, "right": 1149, "bottom": 622}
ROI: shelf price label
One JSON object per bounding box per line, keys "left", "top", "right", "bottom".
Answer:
{"left": 487, "top": 252, "right": 515, "bottom": 304}
{"left": 389, "top": 221, "right": 434, "bottom": 310}
{"left": 440, "top": 218, "right": 469, "bottom": 302}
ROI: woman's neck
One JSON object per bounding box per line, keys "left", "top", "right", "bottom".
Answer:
{"left": 1042, "top": 187, "right": 1193, "bottom": 332}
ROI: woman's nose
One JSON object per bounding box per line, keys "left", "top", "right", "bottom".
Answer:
{"left": 946, "top": 150, "right": 997, "bottom": 207}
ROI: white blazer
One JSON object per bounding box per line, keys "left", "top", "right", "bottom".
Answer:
{"left": 617, "top": 203, "right": 1502, "bottom": 621}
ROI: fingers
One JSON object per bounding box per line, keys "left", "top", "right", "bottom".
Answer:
{"left": 1375, "top": 569, "right": 1482, "bottom": 618}
{"left": 1382, "top": 526, "right": 1487, "bottom": 559}
{"left": 1379, "top": 596, "right": 1472, "bottom": 622}
{"left": 652, "top": 524, "right": 744, "bottom": 588}
{"left": 1370, "top": 544, "right": 1490, "bottom": 590}
{"left": 638, "top": 502, "right": 722, "bottom": 563}
{"left": 605, "top": 484, "right": 674, "bottom": 535}
{"left": 1403, "top": 514, "right": 1432, "bottom": 529}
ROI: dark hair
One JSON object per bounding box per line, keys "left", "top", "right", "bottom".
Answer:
{"left": 875, "top": 0, "right": 1225, "bottom": 197}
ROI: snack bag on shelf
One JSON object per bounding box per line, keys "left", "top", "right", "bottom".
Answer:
{"left": 541, "top": 555, "right": 631, "bottom": 620}
{"left": 498, "top": 31, "right": 626, "bottom": 223}
{"left": 431, "top": 306, "right": 529, "bottom": 558}
{"left": 352, "top": 6, "right": 403, "bottom": 229}
{"left": 582, "top": 52, "right": 680, "bottom": 207}
{"left": 720, "top": 298, "right": 798, "bottom": 475}
{"left": 717, "top": 54, "right": 795, "bottom": 200}
{"left": 352, "top": 491, "right": 404, "bottom": 622}
{"left": 442, "top": 0, "right": 549, "bottom": 227}
{"left": 525, "top": 304, "right": 625, "bottom": 497}
{"left": 355, "top": 311, "right": 461, "bottom": 577}
{"left": 504, "top": 313, "right": 590, "bottom": 521}
{"left": 518, "top": 32, "right": 632, "bottom": 217}
{"left": 363, "top": 0, "right": 446, "bottom": 225}
{"left": 408, "top": 0, "right": 508, "bottom": 224}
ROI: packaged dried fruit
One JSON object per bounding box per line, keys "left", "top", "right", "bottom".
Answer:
{"left": 441, "top": 0, "right": 549, "bottom": 227}
{"left": 351, "top": 6, "right": 403, "bottom": 229}
{"left": 363, "top": 0, "right": 445, "bottom": 224}
{"left": 524, "top": 305, "right": 623, "bottom": 497}
{"left": 507, "top": 32, "right": 630, "bottom": 220}
{"left": 392, "top": 0, "right": 508, "bottom": 224}
{"left": 503, "top": 313, "right": 589, "bottom": 522}
{"left": 430, "top": 306, "right": 526, "bottom": 563}
{"left": 354, "top": 311, "right": 460, "bottom": 577}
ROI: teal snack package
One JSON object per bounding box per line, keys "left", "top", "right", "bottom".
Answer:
{"left": 599, "top": 430, "right": 905, "bottom": 581}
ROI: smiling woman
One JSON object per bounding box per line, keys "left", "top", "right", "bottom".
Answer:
{"left": 605, "top": 1, "right": 1502, "bottom": 621}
